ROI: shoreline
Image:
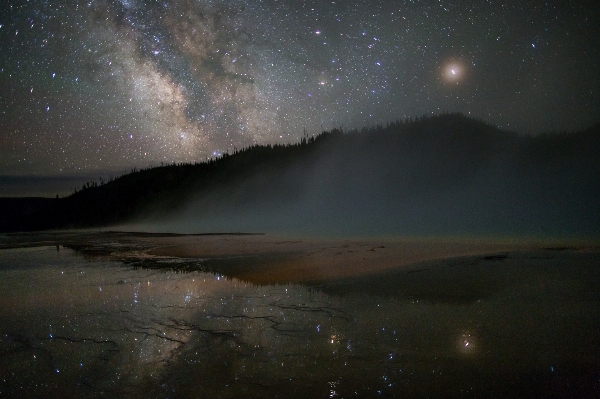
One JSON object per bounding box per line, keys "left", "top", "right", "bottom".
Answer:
{"left": 2, "top": 230, "right": 597, "bottom": 286}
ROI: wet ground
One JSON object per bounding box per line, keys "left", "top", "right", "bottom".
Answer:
{"left": 0, "top": 232, "right": 599, "bottom": 398}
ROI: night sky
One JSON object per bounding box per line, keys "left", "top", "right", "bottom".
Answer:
{"left": 1, "top": 0, "right": 599, "bottom": 183}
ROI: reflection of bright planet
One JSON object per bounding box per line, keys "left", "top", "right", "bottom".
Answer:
{"left": 457, "top": 331, "right": 478, "bottom": 354}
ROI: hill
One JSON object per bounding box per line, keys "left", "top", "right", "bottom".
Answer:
{"left": 2, "top": 113, "right": 599, "bottom": 236}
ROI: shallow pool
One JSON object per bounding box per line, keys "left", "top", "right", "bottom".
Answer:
{"left": 1, "top": 244, "right": 599, "bottom": 398}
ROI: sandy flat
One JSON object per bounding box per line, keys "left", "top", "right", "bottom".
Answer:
{"left": 141, "top": 234, "right": 592, "bottom": 284}
{"left": 2, "top": 230, "right": 595, "bottom": 285}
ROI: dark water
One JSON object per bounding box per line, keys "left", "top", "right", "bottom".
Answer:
{"left": 1, "top": 245, "right": 599, "bottom": 398}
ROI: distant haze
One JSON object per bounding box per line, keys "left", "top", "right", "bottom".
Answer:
{"left": 0, "top": 173, "right": 126, "bottom": 198}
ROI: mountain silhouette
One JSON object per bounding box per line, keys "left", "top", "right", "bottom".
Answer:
{"left": 2, "top": 113, "right": 599, "bottom": 236}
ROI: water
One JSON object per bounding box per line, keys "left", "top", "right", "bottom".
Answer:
{"left": 1, "top": 244, "right": 599, "bottom": 398}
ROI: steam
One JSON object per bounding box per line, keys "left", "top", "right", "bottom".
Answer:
{"left": 128, "top": 116, "right": 600, "bottom": 238}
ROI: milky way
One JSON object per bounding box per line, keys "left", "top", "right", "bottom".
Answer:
{"left": 1, "top": 0, "right": 598, "bottom": 177}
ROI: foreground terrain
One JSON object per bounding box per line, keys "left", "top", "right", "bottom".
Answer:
{"left": 1, "top": 231, "right": 598, "bottom": 398}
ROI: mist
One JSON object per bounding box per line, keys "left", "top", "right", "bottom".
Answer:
{"left": 128, "top": 114, "right": 600, "bottom": 238}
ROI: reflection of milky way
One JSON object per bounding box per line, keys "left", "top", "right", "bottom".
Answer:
{"left": 1, "top": 0, "right": 599, "bottom": 174}
{"left": 3, "top": 244, "right": 600, "bottom": 397}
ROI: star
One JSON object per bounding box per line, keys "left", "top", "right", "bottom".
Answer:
{"left": 0, "top": 0, "right": 598, "bottom": 190}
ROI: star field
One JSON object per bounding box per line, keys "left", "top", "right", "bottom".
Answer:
{"left": 1, "top": 0, "right": 598, "bottom": 177}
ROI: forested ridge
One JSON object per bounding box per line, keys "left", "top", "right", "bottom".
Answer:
{"left": 2, "top": 113, "right": 599, "bottom": 236}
